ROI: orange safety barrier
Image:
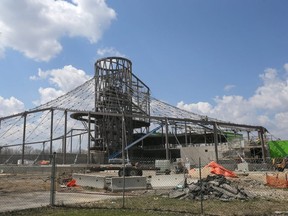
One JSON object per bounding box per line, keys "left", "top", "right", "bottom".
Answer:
{"left": 266, "top": 173, "right": 288, "bottom": 188}
{"left": 205, "top": 161, "right": 238, "bottom": 178}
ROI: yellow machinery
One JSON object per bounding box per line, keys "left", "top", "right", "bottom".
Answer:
{"left": 272, "top": 157, "right": 288, "bottom": 172}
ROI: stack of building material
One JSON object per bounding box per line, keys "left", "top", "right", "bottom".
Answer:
{"left": 169, "top": 174, "right": 254, "bottom": 201}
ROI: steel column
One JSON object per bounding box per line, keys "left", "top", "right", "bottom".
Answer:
{"left": 184, "top": 121, "right": 188, "bottom": 146}
{"left": 63, "top": 110, "right": 67, "bottom": 164}
{"left": 165, "top": 118, "right": 169, "bottom": 160}
{"left": 87, "top": 112, "right": 91, "bottom": 164}
{"left": 21, "top": 112, "right": 27, "bottom": 165}
{"left": 49, "top": 109, "right": 54, "bottom": 156}
{"left": 213, "top": 122, "right": 219, "bottom": 163}
{"left": 259, "top": 128, "right": 267, "bottom": 163}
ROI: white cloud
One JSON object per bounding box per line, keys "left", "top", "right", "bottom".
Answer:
{"left": 224, "top": 84, "right": 235, "bottom": 91}
{"left": 177, "top": 64, "right": 288, "bottom": 139}
{"left": 250, "top": 68, "right": 288, "bottom": 110}
{"left": 0, "top": 0, "right": 116, "bottom": 61}
{"left": 35, "top": 87, "right": 65, "bottom": 105}
{"left": 177, "top": 101, "right": 212, "bottom": 114}
{"left": 283, "top": 63, "right": 288, "bottom": 73}
{"left": 32, "top": 65, "right": 92, "bottom": 105}
{"left": 0, "top": 96, "right": 25, "bottom": 117}
{"left": 97, "top": 47, "right": 125, "bottom": 57}
{"left": 29, "top": 69, "right": 50, "bottom": 80}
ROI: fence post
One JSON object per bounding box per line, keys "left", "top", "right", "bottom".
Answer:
{"left": 121, "top": 114, "right": 126, "bottom": 208}
{"left": 50, "top": 152, "right": 56, "bottom": 206}
{"left": 199, "top": 157, "right": 204, "bottom": 215}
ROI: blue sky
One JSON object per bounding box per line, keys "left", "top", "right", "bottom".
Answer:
{"left": 1, "top": 0, "right": 288, "bottom": 139}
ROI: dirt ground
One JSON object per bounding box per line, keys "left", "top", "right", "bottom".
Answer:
{"left": 0, "top": 169, "right": 288, "bottom": 216}
{"left": 186, "top": 169, "right": 288, "bottom": 203}
{"left": 0, "top": 169, "right": 287, "bottom": 200}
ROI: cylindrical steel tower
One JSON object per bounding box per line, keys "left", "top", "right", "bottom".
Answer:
{"left": 94, "top": 57, "right": 150, "bottom": 158}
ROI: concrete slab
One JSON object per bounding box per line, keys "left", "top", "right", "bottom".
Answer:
{"left": 0, "top": 191, "right": 120, "bottom": 213}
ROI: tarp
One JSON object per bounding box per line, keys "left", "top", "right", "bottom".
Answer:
{"left": 268, "top": 140, "right": 288, "bottom": 158}
{"left": 66, "top": 179, "right": 77, "bottom": 187}
{"left": 266, "top": 173, "right": 288, "bottom": 188}
{"left": 39, "top": 160, "right": 50, "bottom": 165}
{"left": 205, "top": 161, "right": 238, "bottom": 178}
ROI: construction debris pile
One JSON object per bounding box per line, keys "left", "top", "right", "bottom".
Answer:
{"left": 169, "top": 175, "right": 254, "bottom": 201}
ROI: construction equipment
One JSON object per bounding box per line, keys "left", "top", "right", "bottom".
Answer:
{"left": 89, "top": 162, "right": 143, "bottom": 177}
{"left": 272, "top": 156, "right": 288, "bottom": 172}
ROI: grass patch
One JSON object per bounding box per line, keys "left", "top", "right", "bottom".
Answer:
{"left": 1, "top": 194, "right": 288, "bottom": 216}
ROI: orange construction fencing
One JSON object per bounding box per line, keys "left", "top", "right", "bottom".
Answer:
{"left": 266, "top": 173, "right": 288, "bottom": 188}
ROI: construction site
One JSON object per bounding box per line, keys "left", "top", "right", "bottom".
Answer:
{"left": 0, "top": 57, "right": 272, "bottom": 167}
{"left": 0, "top": 57, "right": 287, "bottom": 215}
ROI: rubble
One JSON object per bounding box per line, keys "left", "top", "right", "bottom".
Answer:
{"left": 169, "top": 174, "right": 255, "bottom": 201}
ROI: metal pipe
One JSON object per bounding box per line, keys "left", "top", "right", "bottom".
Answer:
{"left": 21, "top": 112, "right": 27, "bottom": 165}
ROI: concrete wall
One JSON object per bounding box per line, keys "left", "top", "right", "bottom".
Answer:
{"left": 180, "top": 146, "right": 218, "bottom": 167}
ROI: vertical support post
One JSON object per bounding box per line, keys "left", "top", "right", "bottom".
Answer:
{"left": 161, "top": 125, "right": 164, "bottom": 145}
{"left": 50, "top": 109, "right": 54, "bottom": 157}
{"left": 259, "top": 127, "right": 267, "bottom": 163}
{"left": 122, "top": 114, "right": 125, "bottom": 164}
{"left": 121, "top": 113, "right": 126, "bottom": 208}
{"left": 21, "top": 112, "right": 27, "bottom": 165}
{"left": 174, "top": 123, "right": 177, "bottom": 137}
{"left": 70, "top": 129, "right": 73, "bottom": 153}
{"left": 63, "top": 110, "right": 67, "bottom": 164}
{"left": 213, "top": 122, "right": 219, "bottom": 163}
{"left": 0, "top": 120, "right": 1, "bottom": 154}
{"left": 184, "top": 121, "right": 188, "bottom": 147}
{"left": 79, "top": 134, "right": 82, "bottom": 154}
{"left": 247, "top": 131, "right": 250, "bottom": 145}
{"left": 87, "top": 112, "right": 91, "bottom": 164}
{"left": 199, "top": 157, "right": 204, "bottom": 215}
{"left": 165, "top": 118, "right": 169, "bottom": 160}
{"left": 50, "top": 152, "right": 56, "bottom": 206}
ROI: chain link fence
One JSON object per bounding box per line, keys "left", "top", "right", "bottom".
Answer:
{"left": 1, "top": 153, "right": 288, "bottom": 215}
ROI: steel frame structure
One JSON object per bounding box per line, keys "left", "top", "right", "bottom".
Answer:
{"left": 0, "top": 57, "right": 269, "bottom": 165}
{"left": 92, "top": 57, "right": 150, "bottom": 158}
